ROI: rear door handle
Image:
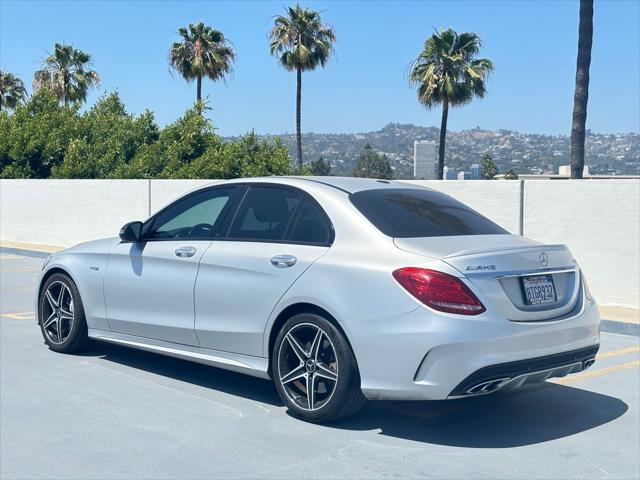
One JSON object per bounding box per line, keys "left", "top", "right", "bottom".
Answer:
{"left": 174, "top": 246, "right": 196, "bottom": 258}
{"left": 270, "top": 254, "right": 297, "bottom": 268}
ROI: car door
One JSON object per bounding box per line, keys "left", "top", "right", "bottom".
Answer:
{"left": 103, "top": 186, "right": 239, "bottom": 345}
{"left": 195, "top": 185, "right": 333, "bottom": 356}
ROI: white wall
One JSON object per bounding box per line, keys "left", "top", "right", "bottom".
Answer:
{"left": 0, "top": 180, "right": 149, "bottom": 247}
{"left": 523, "top": 180, "right": 640, "bottom": 309}
{"left": 1, "top": 179, "right": 638, "bottom": 308}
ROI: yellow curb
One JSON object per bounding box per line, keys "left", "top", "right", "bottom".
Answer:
{"left": 596, "top": 345, "right": 640, "bottom": 360}
{"left": 599, "top": 306, "right": 640, "bottom": 325}
{"left": 0, "top": 240, "right": 65, "bottom": 253}
{"left": 551, "top": 360, "right": 640, "bottom": 384}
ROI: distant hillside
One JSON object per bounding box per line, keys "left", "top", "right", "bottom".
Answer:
{"left": 227, "top": 123, "right": 639, "bottom": 178}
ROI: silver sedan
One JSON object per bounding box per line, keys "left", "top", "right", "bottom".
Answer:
{"left": 36, "top": 177, "right": 600, "bottom": 422}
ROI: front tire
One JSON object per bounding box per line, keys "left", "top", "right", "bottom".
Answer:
{"left": 272, "top": 313, "right": 366, "bottom": 423}
{"left": 39, "top": 273, "right": 89, "bottom": 353}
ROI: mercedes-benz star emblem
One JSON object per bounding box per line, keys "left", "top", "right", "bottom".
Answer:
{"left": 539, "top": 252, "right": 549, "bottom": 267}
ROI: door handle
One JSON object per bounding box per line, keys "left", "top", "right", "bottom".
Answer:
{"left": 174, "top": 246, "right": 196, "bottom": 258}
{"left": 270, "top": 254, "right": 297, "bottom": 268}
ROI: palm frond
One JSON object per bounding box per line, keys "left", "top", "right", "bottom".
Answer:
{"left": 408, "top": 27, "right": 492, "bottom": 109}
{"left": 269, "top": 5, "right": 335, "bottom": 71}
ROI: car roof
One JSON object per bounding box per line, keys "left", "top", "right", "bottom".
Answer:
{"left": 216, "top": 176, "right": 429, "bottom": 195}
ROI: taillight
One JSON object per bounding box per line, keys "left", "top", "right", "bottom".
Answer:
{"left": 393, "top": 268, "right": 486, "bottom": 315}
{"left": 582, "top": 272, "right": 593, "bottom": 301}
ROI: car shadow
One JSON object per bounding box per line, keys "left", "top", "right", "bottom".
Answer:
{"left": 330, "top": 384, "right": 628, "bottom": 448}
{"left": 80, "top": 341, "right": 282, "bottom": 407}
{"left": 82, "top": 341, "right": 628, "bottom": 448}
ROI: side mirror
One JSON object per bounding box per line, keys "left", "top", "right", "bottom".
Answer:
{"left": 119, "top": 221, "right": 143, "bottom": 243}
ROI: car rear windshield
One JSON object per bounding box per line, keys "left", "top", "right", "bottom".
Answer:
{"left": 350, "top": 188, "right": 509, "bottom": 238}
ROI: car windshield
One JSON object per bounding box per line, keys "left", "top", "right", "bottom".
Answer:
{"left": 350, "top": 188, "right": 508, "bottom": 238}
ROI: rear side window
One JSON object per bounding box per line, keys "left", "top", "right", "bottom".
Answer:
{"left": 350, "top": 188, "right": 508, "bottom": 238}
{"left": 288, "top": 200, "right": 332, "bottom": 245}
{"left": 228, "top": 186, "right": 302, "bottom": 241}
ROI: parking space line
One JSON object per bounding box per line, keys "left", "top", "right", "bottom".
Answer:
{"left": 0, "top": 255, "right": 25, "bottom": 260}
{"left": 1, "top": 312, "right": 36, "bottom": 320}
{"left": 552, "top": 360, "right": 640, "bottom": 385}
{"left": 596, "top": 345, "right": 640, "bottom": 359}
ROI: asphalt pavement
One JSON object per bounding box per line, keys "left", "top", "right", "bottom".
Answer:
{"left": 1, "top": 252, "right": 639, "bottom": 479}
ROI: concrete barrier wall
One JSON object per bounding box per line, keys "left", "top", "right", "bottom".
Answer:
{"left": 523, "top": 180, "right": 640, "bottom": 309}
{"left": 0, "top": 180, "right": 150, "bottom": 247}
{"left": 1, "top": 178, "right": 638, "bottom": 308}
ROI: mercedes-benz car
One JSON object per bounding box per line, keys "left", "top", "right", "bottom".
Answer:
{"left": 36, "top": 177, "right": 600, "bottom": 422}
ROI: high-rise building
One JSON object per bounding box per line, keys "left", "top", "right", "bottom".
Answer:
{"left": 413, "top": 141, "right": 437, "bottom": 179}
{"left": 470, "top": 164, "right": 480, "bottom": 180}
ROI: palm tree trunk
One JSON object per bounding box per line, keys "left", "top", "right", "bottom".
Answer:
{"left": 570, "top": 0, "right": 593, "bottom": 179}
{"left": 296, "top": 67, "right": 303, "bottom": 169}
{"left": 437, "top": 97, "right": 449, "bottom": 180}
{"left": 196, "top": 75, "right": 202, "bottom": 114}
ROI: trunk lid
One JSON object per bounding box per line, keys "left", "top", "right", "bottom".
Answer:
{"left": 394, "top": 235, "right": 581, "bottom": 321}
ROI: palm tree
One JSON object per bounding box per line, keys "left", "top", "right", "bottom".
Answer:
{"left": 169, "top": 22, "right": 236, "bottom": 110}
{"left": 33, "top": 43, "right": 99, "bottom": 105}
{"left": 270, "top": 4, "right": 336, "bottom": 168}
{"left": 409, "top": 28, "right": 493, "bottom": 179}
{"left": 570, "top": 0, "right": 594, "bottom": 179}
{"left": 0, "top": 71, "right": 26, "bottom": 111}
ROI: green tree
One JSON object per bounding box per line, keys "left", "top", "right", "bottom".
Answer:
{"left": 33, "top": 43, "right": 99, "bottom": 106}
{"left": 409, "top": 28, "right": 493, "bottom": 179}
{"left": 0, "top": 90, "right": 79, "bottom": 178}
{"left": 504, "top": 168, "right": 519, "bottom": 180}
{"left": 53, "top": 93, "right": 159, "bottom": 178}
{"left": 481, "top": 153, "right": 498, "bottom": 179}
{"left": 179, "top": 132, "right": 293, "bottom": 179}
{"left": 169, "top": 22, "right": 236, "bottom": 109}
{"left": 0, "top": 92, "right": 294, "bottom": 180}
{"left": 352, "top": 144, "right": 393, "bottom": 179}
{"left": 0, "top": 71, "right": 26, "bottom": 111}
{"left": 119, "top": 104, "right": 215, "bottom": 178}
{"left": 570, "top": 0, "right": 594, "bottom": 179}
{"left": 309, "top": 156, "right": 331, "bottom": 175}
{"left": 270, "top": 4, "right": 336, "bottom": 168}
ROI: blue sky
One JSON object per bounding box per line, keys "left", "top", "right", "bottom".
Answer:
{"left": 1, "top": 0, "right": 638, "bottom": 136}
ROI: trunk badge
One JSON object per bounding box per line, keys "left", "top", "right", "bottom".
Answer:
{"left": 539, "top": 252, "right": 549, "bottom": 267}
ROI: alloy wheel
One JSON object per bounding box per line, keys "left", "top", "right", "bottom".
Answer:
{"left": 277, "top": 323, "right": 339, "bottom": 412}
{"left": 42, "top": 281, "right": 74, "bottom": 344}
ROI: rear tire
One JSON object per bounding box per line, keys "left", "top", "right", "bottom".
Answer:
{"left": 38, "top": 273, "right": 90, "bottom": 353}
{"left": 272, "top": 313, "right": 366, "bottom": 423}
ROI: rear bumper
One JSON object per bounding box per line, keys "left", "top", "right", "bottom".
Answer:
{"left": 343, "top": 296, "right": 600, "bottom": 401}
{"left": 448, "top": 344, "right": 599, "bottom": 398}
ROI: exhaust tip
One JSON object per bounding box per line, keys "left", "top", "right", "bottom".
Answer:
{"left": 582, "top": 358, "right": 596, "bottom": 370}
{"left": 466, "top": 377, "right": 511, "bottom": 395}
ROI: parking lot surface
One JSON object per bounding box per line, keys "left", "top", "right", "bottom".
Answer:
{"left": 1, "top": 252, "right": 639, "bottom": 479}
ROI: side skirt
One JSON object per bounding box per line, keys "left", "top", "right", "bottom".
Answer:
{"left": 88, "top": 329, "right": 271, "bottom": 380}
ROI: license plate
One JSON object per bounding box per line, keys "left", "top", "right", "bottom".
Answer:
{"left": 521, "top": 274, "right": 557, "bottom": 305}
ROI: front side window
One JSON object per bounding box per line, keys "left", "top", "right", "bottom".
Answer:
{"left": 146, "top": 187, "right": 234, "bottom": 240}
{"left": 350, "top": 188, "right": 508, "bottom": 238}
{"left": 228, "top": 186, "right": 302, "bottom": 241}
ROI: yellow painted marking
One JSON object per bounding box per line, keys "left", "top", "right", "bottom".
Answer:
{"left": 596, "top": 345, "right": 640, "bottom": 360}
{"left": 552, "top": 360, "right": 640, "bottom": 384}
{"left": 1, "top": 312, "right": 36, "bottom": 320}
{"left": 0, "top": 255, "right": 25, "bottom": 260}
